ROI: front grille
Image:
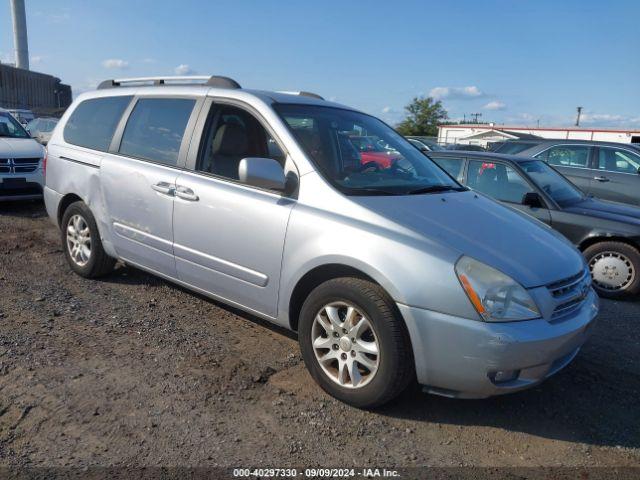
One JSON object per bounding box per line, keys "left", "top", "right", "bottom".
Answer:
{"left": 13, "top": 158, "right": 41, "bottom": 165}
{"left": 14, "top": 165, "right": 38, "bottom": 173}
{"left": 547, "top": 268, "right": 591, "bottom": 321}
{"left": 0, "top": 158, "right": 40, "bottom": 174}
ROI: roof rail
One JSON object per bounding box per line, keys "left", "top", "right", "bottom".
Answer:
{"left": 277, "top": 91, "right": 325, "bottom": 100}
{"left": 97, "top": 75, "right": 241, "bottom": 90}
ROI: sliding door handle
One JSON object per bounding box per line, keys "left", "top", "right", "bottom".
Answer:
{"left": 593, "top": 176, "right": 610, "bottom": 182}
{"left": 151, "top": 182, "right": 174, "bottom": 195}
{"left": 175, "top": 185, "right": 199, "bottom": 201}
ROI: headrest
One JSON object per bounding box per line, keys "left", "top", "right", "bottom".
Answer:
{"left": 212, "top": 123, "right": 248, "bottom": 156}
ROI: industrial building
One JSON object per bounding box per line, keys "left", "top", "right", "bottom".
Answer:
{"left": 0, "top": 63, "right": 72, "bottom": 116}
{"left": 0, "top": 0, "right": 72, "bottom": 116}
{"left": 437, "top": 124, "right": 640, "bottom": 149}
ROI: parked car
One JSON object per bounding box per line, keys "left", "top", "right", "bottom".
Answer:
{"left": 0, "top": 108, "right": 46, "bottom": 201}
{"left": 7, "top": 108, "right": 35, "bottom": 126}
{"left": 429, "top": 151, "right": 640, "bottom": 298}
{"left": 44, "top": 75, "right": 598, "bottom": 407}
{"left": 26, "top": 117, "right": 59, "bottom": 145}
{"left": 406, "top": 136, "right": 445, "bottom": 152}
{"left": 349, "top": 135, "right": 401, "bottom": 169}
{"left": 493, "top": 139, "right": 640, "bottom": 207}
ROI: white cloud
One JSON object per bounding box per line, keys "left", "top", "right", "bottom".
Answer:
{"left": 31, "top": 55, "right": 44, "bottom": 65}
{"left": 429, "top": 86, "right": 484, "bottom": 100}
{"left": 580, "top": 113, "right": 640, "bottom": 127}
{"left": 174, "top": 64, "right": 195, "bottom": 75}
{"left": 102, "top": 58, "right": 129, "bottom": 70}
{"left": 483, "top": 101, "right": 506, "bottom": 111}
{"left": 142, "top": 58, "right": 157, "bottom": 64}
{"left": 382, "top": 106, "right": 393, "bottom": 113}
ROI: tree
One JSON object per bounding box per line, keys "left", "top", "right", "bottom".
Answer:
{"left": 395, "top": 96, "right": 448, "bottom": 137}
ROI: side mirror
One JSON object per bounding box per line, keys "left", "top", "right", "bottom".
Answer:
{"left": 238, "top": 157, "right": 286, "bottom": 191}
{"left": 522, "top": 191, "right": 545, "bottom": 208}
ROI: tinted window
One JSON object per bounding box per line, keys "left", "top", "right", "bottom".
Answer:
{"left": 198, "top": 105, "right": 284, "bottom": 181}
{"left": 119, "top": 98, "right": 195, "bottom": 166}
{"left": 467, "top": 160, "right": 533, "bottom": 203}
{"left": 493, "top": 142, "right": 536, "bottom": 155}
{"left": 598, "top": 147, "right": 640, "bottom": 174}
{"left": 275, "top": 104, "right": 460, "bottom": 196}
{"left": 432, "top": 157, "right": 464, "bottom": 179}
{"left": 539, "top": 145, "right": 590, "bottom": 168}
{"left": 64, "top": 96, "right": 132, "bottom": 151}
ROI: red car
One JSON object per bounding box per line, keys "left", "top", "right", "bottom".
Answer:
{"left": 349, "top": 136, "right": 402, "bottom": 169}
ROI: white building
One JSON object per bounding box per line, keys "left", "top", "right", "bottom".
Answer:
{"left": 437, "top": 124, "right": 640, "bottom": 148}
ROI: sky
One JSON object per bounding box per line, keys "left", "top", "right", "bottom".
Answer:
{"left": 1, "top": 0, "right": 639, "bottom": 128}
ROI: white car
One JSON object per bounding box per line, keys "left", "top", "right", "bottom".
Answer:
{"left": 0, "top": 108, "right": 46, "bottom": 201}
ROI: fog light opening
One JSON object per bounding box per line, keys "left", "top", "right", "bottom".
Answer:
{"left": 488, "top": 369, "right": 520, "bottom": 384}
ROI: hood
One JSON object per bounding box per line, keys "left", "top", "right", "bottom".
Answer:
{"left": 564, "top": 197, "right": 640, "bottom": 226}
{"left": 0, "top": 138, "right": 45, "bottom": 157}
{"left": 354, "top": 190, "right": 584, "bottom": 288}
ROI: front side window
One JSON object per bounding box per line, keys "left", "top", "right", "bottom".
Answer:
{"left": 598, "top": 148, "right": 640, "bottom": 174}
{"left": 0, "top": 112, "right": 30, "bottom": 139}
{"left": 197, "top": 105, "right": 285, "bottom": 181}
{"left": 467, "top": 160, "right": 533, "bottom": 204}
{"left": 520, "top": 160, "right": 583, "bottom": 206}
{"left": 64, "top": 96, "right": 132, "bottom": 151}
{"left": 275, "top": 104, "right": 461, "bottom": 196}
{"left": 538, "top": 145, "right": 590, "bottom": 168}
{"left": 119, "top": 98, "right": 195, "bottom": 166}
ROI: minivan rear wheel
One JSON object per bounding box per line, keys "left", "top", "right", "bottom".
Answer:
{"left": 583, "top": 241, "right": 640, "bottom": 298}
{"left": 298, "top": 277, "right": 414, "bottom": 408}
{"left": 61, "top": 201, "right": 115, "bottom": 278}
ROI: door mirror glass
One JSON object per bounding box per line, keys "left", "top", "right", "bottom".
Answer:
{"left": 522, "top": 191, "right": 544, "bottom": 208}
{"left": 238, "top": 157, "right": 286, "bottom": 191}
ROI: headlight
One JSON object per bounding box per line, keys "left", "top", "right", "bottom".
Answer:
{"left": 455, "top": 256, "right": 540, "bottom": 322}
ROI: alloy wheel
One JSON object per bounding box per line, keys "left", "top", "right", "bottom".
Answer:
{"left": 311, "top": 301, "right": 380, "bottom": 389}
{"left": 66, "top": 214, "right": 92, "bottom": 267}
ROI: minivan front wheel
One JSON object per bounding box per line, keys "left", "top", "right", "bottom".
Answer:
{"left": 61, "top": 201, "right": 115, "bottom": 278}
{"left": 584, "top": 241, "right": 640, "bottom": 298}
{"left": 298, "top": 277, "right": 414, "bottom": 408}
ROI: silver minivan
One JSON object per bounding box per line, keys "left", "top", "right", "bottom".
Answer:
{"left": 44, "top": 76, "right": 599, "bottom": 407}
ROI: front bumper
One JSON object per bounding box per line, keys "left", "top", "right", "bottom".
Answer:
{"left": 398, "top": 288, "right": 599, "bottom": 399}
{"left": 0, "top": 169, "right": 44, "bottom": 201}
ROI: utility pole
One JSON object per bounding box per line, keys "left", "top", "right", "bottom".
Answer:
{"left": 470, "top": 112, "right": 482, "bottom": 124}
{"left": 575, "top": 106, "right": 583, "bottom": 127}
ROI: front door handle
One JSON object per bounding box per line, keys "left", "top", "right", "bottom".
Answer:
{"left": 175, "top": 185, "right": 199, "bottom": 201}
{"left": 151, "top": 181, "right": 174, "bottom": 195}
{"left": 593, "top": 176, "right": 610, "bottom": 182}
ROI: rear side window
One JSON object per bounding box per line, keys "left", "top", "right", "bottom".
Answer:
{"left": 493, "top": 142, "right": 535, "bottom": 154}
{"left": 64, "top": 96, "right": 132, "bottom": 151}
{"left": 432, "top": 156, "right": 464, "bottom": 179}
{"left": 537, "top": 145, "right": 590, "bottom": 168}
{"left": 119, "top": 98, "right": 195, "bottom": 166}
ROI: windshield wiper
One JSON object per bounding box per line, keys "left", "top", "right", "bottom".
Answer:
{"left": 344, "top": 187, "right": 403, "bottom": 196}
{"left": 407, "top": 185, "right": 466, "bottom": 195}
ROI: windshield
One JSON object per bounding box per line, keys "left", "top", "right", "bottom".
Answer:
{"left": 0, "top": 113, "right": 30, "bottom": 138}
{"left": 275, "top": 104, "right": 463, "bottom": 195}
{"left": 520, "top": 160, "right": 584, "bottom": 206}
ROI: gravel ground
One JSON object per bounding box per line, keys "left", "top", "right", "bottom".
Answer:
{"left": 0, "top": 201, "right": 638, "bottom": 469}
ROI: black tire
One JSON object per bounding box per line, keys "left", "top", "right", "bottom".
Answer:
{"left": 298, "top": 277, "right": 414, "bottom": 408}
{"left": 583, "top": 241, "right": 640, "bottom": 299}
{"left": 60, "top": 201, "right": 115, "bottom": 278}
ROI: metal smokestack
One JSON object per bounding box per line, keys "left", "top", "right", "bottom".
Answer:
{"left": 10, "top": 0, "right": 29, "bottom": 70}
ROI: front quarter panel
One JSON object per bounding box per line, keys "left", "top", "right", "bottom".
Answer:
{"left": 277, "top": 173, "right": 480, "bottom": 328}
